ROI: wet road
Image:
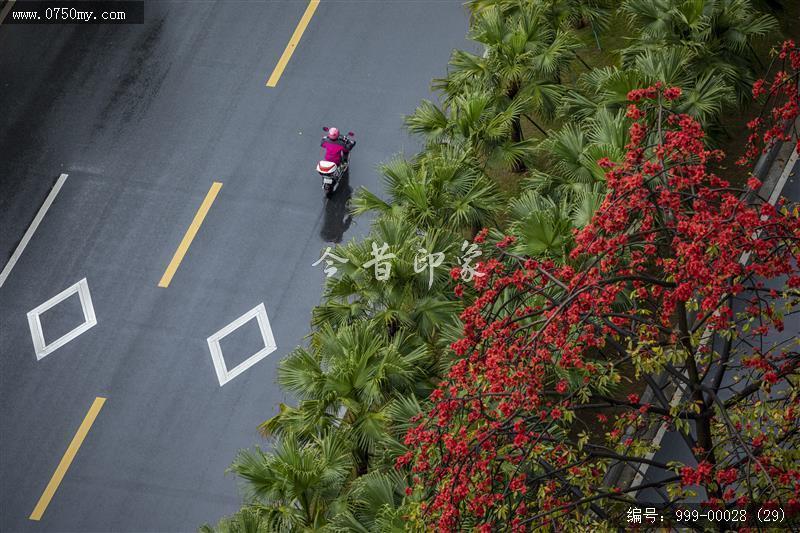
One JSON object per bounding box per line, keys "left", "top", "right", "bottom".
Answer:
{"left": 635, "top": 143, "right": 800, "bottom": 506}
{"left": 0, "top": 2, "right": 472, "bottom": 531}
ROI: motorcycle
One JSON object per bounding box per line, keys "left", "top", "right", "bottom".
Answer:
{"left": 317, "top": 127, "right": 355, "bottom": 197}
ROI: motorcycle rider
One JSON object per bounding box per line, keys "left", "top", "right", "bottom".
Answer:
{"left": 320, "top": 127, "right": 354, "bottom": 166}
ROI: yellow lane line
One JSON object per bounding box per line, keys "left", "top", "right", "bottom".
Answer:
{"left": 30, "top": 397, "right": 107, "bottom": 521}
{"left": 158, "top": 182, "right": 223, "bottom": 288}
{"left": 266, "top": 0, "right": 320, "bottom": 87}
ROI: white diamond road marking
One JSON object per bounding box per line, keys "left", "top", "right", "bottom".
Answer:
{"left": 206, "top": 303, "right": 277, "bottom": 386}
{"left": 26, "top": 278, "right": 97, "bottom": 361}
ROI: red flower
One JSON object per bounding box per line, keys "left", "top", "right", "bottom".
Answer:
{"left": 626, "top": 104, "right": 644, "bottom": 119}
{"left": 496, "top": 235, "right": 516, "bottom": 249}
{"left": 752, "top": 79, "right": 767, "bottom": 98}
{"left": 664, "top": 87, "right": 682, "bottom": 101}
{"left": 597, "top": 157, "right": 616, "bottom": 169}
{"left": 403, "top": 72, "right": 800, "bottom": 530}
{"left": 716, "top": 468, "right": 738, "bottom": 486}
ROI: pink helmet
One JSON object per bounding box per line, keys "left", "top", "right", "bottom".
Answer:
{"left": 328, "top": 127, "right": 340, "bottom": 140}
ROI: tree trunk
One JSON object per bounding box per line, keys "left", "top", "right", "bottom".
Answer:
{"left": 511, "top": 116, "right": 526, "bottom": 173}
{"left": 678, "top": 302, "right": 718, "bottom": 478}
{"left": 507, "top": 82, "right": 527, "bottom": 173}
{"left": 356, "top": 446, "right": 370, "bottom": 476}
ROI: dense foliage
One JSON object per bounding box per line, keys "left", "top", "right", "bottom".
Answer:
{"left": 205, "top": 3, "right": 798, "bottom": 532}
{"left": 401, "top": 80, "right": 800, "bottom": 530}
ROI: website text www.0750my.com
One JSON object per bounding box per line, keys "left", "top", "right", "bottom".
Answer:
{"left": 6, "top": 1, "right": 144, "bottom": 24}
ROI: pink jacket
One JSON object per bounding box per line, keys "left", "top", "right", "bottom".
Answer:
{"left": 321, "top": 139, "right": 347, "bottom": 165}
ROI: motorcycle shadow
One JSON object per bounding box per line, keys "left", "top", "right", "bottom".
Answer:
{"left": 320, "top": 173, "right": 353, "bottom": 244}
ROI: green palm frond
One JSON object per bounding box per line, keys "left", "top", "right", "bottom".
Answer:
{"left": 570, "top": 183, "right": 607, "bottom": 228}
{"left": 201, "top": 505, "right": 292, "bottom": 533}
{"left": 329, "top": 470, "right": 408, "bottom": 533}
{"left": 633, "top": 47, "right": 695, "bottom": 86}
{"left": 676, "top": 71, "right": 735, "bottom": 123}
{"left": 621, "top": 0, "right": 675, "bottom": 40}
{"left": 532, "top": 29, "right": 580, "bottom": 76}
{"left": 349, "top": 410, "right": 389, "bottom": 455}
{"left": 312, "top": 299, "right": 366, "bottom": 329}
{"left": 404, "top": 100, "right": 449, "bottom": 142}
{"left": 351, "top": 187, "right": 391, "bottom": 218}
{"left": 258, "top": 400, "right": 335, "bottom": 441}
{"left": 544, "top": 122, "right": 591, "bottom": 181}
{"left": 587, "top": 108, "right": 629, "bottom": 150}
{"left": 512, "top": 208, "right": 574, "bottom": 258}
{"left": 277, "top": 348, "right": 325, "bottom": 400}
{"left": 435, "top": 49, "right": 489, "bottom": 100}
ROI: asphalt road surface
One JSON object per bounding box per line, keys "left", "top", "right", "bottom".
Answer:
{"left": 635, "top": 144, "right": 799, "bottom": 506}
{"left": 0, "top": 2, "right": 474, "bottom": 531}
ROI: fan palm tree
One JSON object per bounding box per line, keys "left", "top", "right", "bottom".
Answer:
{"left": 505, "top": 185, "right": 606, "bottom": 260}
{"left": 439, "top": 4, "right": 579, "bottom": 99}
{"left": 527, "top": 108, "right": 625, "bottom": 193}
{"left": 261, "top": 321, "right": 431, "bottom": 474}
{"left": 328, "top": 470, "right": 409, "bottom": 533}
{"left": 226, "top": 432, "right": 353, "bottom": 532}
{"left": 465, "top": 0, "right": 612, "bottom": 34}
{"left": 620, "top": 0, "right": 777, "bottom": 103}
{"left": 505, "top": 108, "right": 627, "bottom": 259}
{"left": 561, "top": 47, "right": 735, "bottom": 127}
{"left": 311, "top": 214, "right": 462, "bottom": 342}
{"left": 430, "top": 4, "right": 584, "bottom": 171}
{"left": 403, "top": 91, "right": 539, "bottom": 172}
{"left": 200, "top": 507, "right": 272, "bottom": 533}
{"left": 352, "top": 148, "right": 502, "bottom": 235}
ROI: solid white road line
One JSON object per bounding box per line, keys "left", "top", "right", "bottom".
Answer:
{"left": 0, "top": 173, "right": 68, "bottom": 289}
{"left": 768, "top": 148, "right": 798, "bottom": 206}
{"left": 0, "top": 0, "right": 17, "bottom": 25}
{"left": 629, "top": 144, "right": 799, "bottom": 495}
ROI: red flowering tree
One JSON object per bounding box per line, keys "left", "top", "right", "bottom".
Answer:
{"left": 739, "top": 39, "right": 800, "bottom": 166}
{"left": 399, "top": 43, "right": 800, "bottom": 531}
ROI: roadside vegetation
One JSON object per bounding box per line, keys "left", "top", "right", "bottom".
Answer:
{"left": 204, "top": 1, "right": 799, "bottom": 531}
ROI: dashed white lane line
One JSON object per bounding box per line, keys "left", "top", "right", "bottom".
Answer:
{"left": 0, "top": 173, "right": 68, "bottom": 289}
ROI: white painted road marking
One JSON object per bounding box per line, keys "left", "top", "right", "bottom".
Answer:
{"left": 630, "top": 144, "right": 799, "bottom": 495}
{"left": 27, "top": 278, "right": 97, "bottom": 360}
{"left": 0, "top": 0, "right": 17, "bottom": 25}
{"left": 206, "top": 303, "right": 277, "bottom": 386}
{"left": 768, "top": 148, "right": 798, "bottom": 206}
{"left": 0, "top": 173, "right": 68, "bottom": 289}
